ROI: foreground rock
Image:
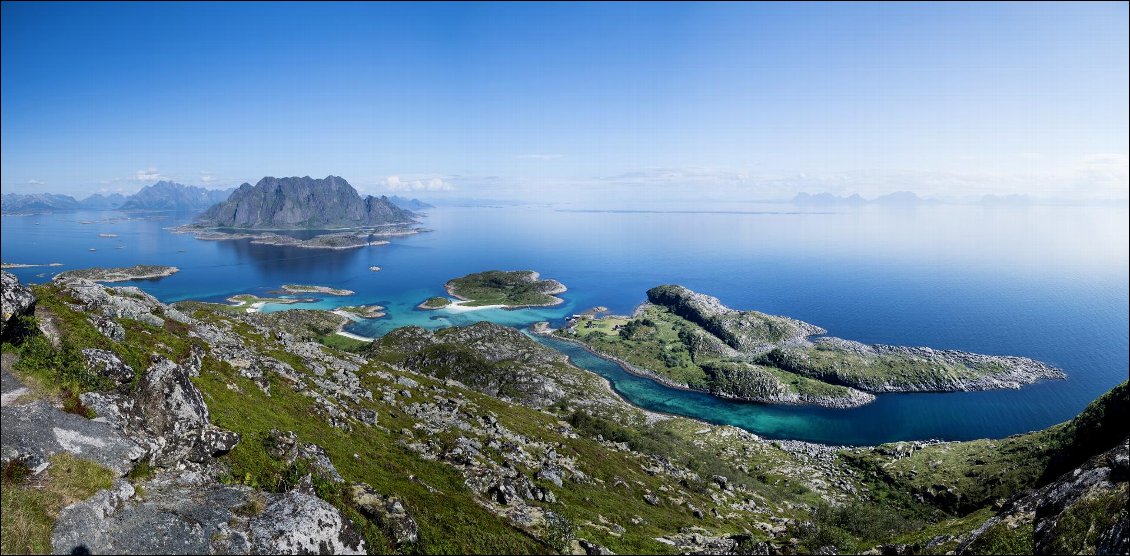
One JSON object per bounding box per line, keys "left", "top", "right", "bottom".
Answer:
{"left": 52, "top": 472, "right": 365, "bottom": 555}
{"left": 81, "top": 351, "right": 240, "bottom": 466}
{"left": 1, "top": 270, "right": 36, "bottom": 340}
{"left": 1, "top": 400, "right": 145, "bottom": 476}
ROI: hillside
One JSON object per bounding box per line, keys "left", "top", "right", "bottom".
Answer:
{"left": 195, "top": 176, "right": 415, "bottom": 229}
{"left": 0, "top": 270, "right": 1124, "bottom": 555}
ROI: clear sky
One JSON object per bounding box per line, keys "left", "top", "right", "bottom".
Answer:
{"left": 2, "top": 1, "right": 1127, "bottom": 202}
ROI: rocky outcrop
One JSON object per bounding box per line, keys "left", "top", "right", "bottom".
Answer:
{"left": 195, "top": 175, "right": 414, "bottom": 229}
{"left": 957, "top": 438, "right": 1129, "bottom": 555}
{"left": 81, "top": 348, "right": 135, "bottom": 386}
{"left": 646, "top": 284, "right": 823, "bottom": 353}
{"left": 51, "top": 472, "right": 365, "bottom": 554}
{"left": 350, "top": 483, "right": 419, "bottom": 546}
{"left": 1, "top": 270, "right": 36, "bottom": 341}
{"left": 81, "top": 350, "right": 239, "bottom": 467}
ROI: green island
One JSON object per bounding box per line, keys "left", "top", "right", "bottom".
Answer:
{"left": 444, "top": 270, "right": 567, "bottom": 308}
{"left": 551, "top": 285, "right": 1065, "bottom": 408}
{"left": 417, "top": 296, "right": 452, "bottom": 310}
{"left": 0, "top": 271, "right": 1123, "bottom": 555}
{"left": 280, "top": 284, "right": 355, "bottom": 296}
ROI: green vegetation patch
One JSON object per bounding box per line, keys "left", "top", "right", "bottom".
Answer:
{"left": 419, "top": 296, "right": 451, "bottom": 309}
{"left": 445, "top": 270, "right": 565, "bottom": 307}
{"left": 1, "top": 453, "right": 115, "bottom": 555}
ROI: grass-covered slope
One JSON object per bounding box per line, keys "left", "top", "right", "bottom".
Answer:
{"left": 1, "top": 274, "right": 1123, "bottom": 555}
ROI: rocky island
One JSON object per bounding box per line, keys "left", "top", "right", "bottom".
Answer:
{"left": 549, "top": 285, "right": 1065, "bottom": 408}
{"left": 280, "top": 284, "right": 355, "bottom": 296}
{"left": 174, "top": 176, "right": 426, "bottom": 251}
{"left": 0, "top": 269, "right": 1124, "bottom": 555}
{"left": 52, "top": 265, "right": 180, "bottom": 283}
{"left": 439, "top": 270, "right": 567, "bottom": 309}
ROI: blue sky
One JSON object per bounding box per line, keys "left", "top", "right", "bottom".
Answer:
{"left": 2, "top": 2, "right": 1127, "bottom": 202}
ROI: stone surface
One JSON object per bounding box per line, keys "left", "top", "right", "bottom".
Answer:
{"left": 82, "top": 348, "right": 135, "bottom": 385}
{"left": 350, "top": 483, "right": 419, "bottom": 546}
{"left": 0, "top": 400, "right": 145, "bottom": 476}
{"left": 1, "top": 270, "right": 36, "bottom": 341}
{"left": 51, "top": 473, "right": 365, "bottom": 555}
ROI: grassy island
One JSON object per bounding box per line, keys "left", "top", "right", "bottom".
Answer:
{"left": 417, "top": 296, "right": 452, "bottom": 309}
{"left": 551, "top": 285, "right": 1064, "bottom": 408}
{"left": 444, "top": 270, "right": 566, "bottom": 308}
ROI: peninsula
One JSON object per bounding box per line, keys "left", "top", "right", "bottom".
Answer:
{"left": 549, "top": 285, "right": 1064, "bottom": 408}
{"left": 440, "top": 270, "right": 567, "bottom": 308}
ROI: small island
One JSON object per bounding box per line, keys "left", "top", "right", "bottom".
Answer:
{"left": 417, "top": 296, "right": 452, "bottom": 310}
{"left": 443, "top": 270, "right": 567, "bottom": 309}
{"left": 280, "top": 284, "right": 355, "bottom": 296}
{"left": 1, "top": 262, "right": 64, "bottom": 269}
{"left": 53, "top": 265, "right": 180, "bottom": 283}
{"left": 544, "top": 284, "right": 1065, "bottom": 408}
{"left": 334, "top": 304, "right": 386, "bottom": 319}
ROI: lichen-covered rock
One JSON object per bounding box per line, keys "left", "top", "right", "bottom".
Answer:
{"left": 1, "top": 270, "right": 36, "bottom": 341}
{"left": 82, "top": 348, "right": 135, "bottom": 385}
{"left": 265, "top": 429, "right": 343, "bottom": 483}
{"left": 350, "top": 483, "right": 419, "bottom": 546}
{"left": 51, "top": 472, "right": 365, "bottom": 555}
{"left": 89, "top": 315, "right": 126, "bottom": 341}
{"left": 250, "top": 491, "right": 366, "bottom": 554}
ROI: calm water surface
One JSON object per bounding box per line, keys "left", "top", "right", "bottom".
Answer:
{"left": 2, "top": 203, "right": 1126, "bottom": 444}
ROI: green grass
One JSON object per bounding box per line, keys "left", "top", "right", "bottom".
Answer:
{"left": 446, "top": 270, "right": 563, "bottom": 307}
{"left": 1, "top": 453, "right": 115, "bottom": 555}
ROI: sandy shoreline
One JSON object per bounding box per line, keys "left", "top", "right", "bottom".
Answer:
{"left": 336, "top": 330, "right": 376, "bottom": 342}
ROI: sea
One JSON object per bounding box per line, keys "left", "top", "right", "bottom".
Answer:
{"left": 2, "top": 202, "right": 1126, "bottom": 445}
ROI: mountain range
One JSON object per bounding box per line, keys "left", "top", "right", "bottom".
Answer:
{"left": 194, "top": 175, "right": 415, "bottom": 229}
{"left": 792, "top": 191, "right": 932, "bottom": 205}
{"left": 1, "top": 182, "right": 233, "bottom": 214}
{"left": 387, "top": 195, "right": 434, "bottom": 211}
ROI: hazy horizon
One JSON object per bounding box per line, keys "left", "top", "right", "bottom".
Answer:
{"left": 2, "top": 2, "right": 1127, "bottom": 204}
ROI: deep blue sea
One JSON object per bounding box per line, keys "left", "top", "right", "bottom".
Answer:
{"left": 2, "top": 203, "right": 1127, "bottom": 445}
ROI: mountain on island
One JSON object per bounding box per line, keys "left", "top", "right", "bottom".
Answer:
{"left": 195, "top": 175, "right": 415, "bottom": 229}
{"left": 387, "top": 195, "right": 434, "bottom": 211}
{"left": 118, "top": 181, "right": 233, "bottom": 211}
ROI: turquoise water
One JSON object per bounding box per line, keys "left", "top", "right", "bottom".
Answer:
{"left": 2, "top": 203, "right": 1126, "bottom": 444}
